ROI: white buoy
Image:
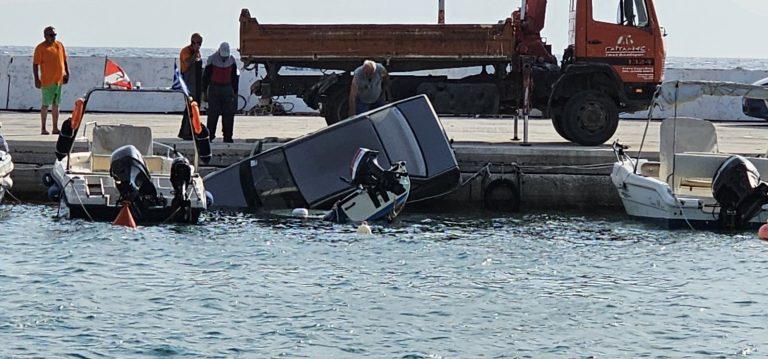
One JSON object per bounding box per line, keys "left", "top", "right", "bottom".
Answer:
{"left": 291, "top": 208, "right": 309, "bottom": 218}
{"left": 356, "top": 221, "right": 372, "bottom": 235}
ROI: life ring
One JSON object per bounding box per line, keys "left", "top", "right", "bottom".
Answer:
{"left": 190, "top": 101, "right": 203, "bottom": 136}
{"left": 483, "top": 178, "right": 521, "bottom": 212}
{"left": 70, "top": 98, "right": 85, "bottom": 130}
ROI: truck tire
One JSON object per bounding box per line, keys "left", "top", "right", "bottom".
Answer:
{"left": 551, "top": 114, "right": 574, "bottom": 142}
{"left": 322, "top": 91, "right": 350, "bottom": 126}
{"left": 562, "top": 91, "right": 618, "bottom": 146}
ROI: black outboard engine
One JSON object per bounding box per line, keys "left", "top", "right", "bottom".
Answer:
{"left": 350, "top": 148, "right": 406, "bottom": 198}
{"left": 712, "top": 155, "right": 768, "bottom": 229}
{"left": 110, "top": 145, "right": 157, "bottom": 205}
{"left": 324, "top": 148, "right": 409, "bottom": 223}
{"left": 170, "top": 157, "right": 193, "bottom": 209}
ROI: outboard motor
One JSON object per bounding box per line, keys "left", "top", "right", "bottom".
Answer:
{"left": 195, "top": 124, "right": 212, "bottom": 164}
{"left": 170, "top": 156, "right": 193, "bottom": 209}
{"left": 350, "top": 148, "right": 406, "bottom": 197}
{"left": 109, "top": 145, "right": 157, "bottom": 204}
{"left": 55, "top": 118, "right": 76, "bottom": 160}
{"left": 712, "top": 155, "right": 768, "bottom": 229}
{"left": 324, "top": 148, "right": 409, "bottom": 223}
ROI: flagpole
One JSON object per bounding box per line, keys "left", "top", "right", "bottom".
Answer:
{"left": 179, "top": 58, "right": 200, "bottom": 171}
{"left": 103, "top": 56, "right": 108, "bottom": 88}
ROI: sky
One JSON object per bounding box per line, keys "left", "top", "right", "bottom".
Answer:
{"left": 2, "top": 0, "right": 768, "bottom": 59}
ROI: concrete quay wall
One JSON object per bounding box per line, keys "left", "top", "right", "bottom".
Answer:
{"left": 8, "top": 142, "right": 625, "bottom": 211}
{"left": 2, "top": 54, "right": 767, "bottom": 120}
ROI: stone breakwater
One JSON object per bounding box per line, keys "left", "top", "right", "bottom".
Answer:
{"left": 2, "top": 54, "right": 768, "bottom": 120}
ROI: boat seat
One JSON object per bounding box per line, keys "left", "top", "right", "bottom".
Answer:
{"left": 639, "top": 161, "right": 660, "bottom": 177}
{"left": 673, "top": 152, "right": 768, "bottom": 190}
{"left": 91, "top": 154, "right": 169, "bottom": 174}
{"left": 91, "top": 154, "right": 111, "bottom": 172}
{"left": 92, "top": 125, "right": 153, "bottom": 156}
{"left": 143, "top": 156, "right": 171, "bottom": 174}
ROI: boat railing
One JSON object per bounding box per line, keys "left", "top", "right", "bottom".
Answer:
{"left": 153, "top": 141, "right": 177, "bottom": 159}
{"left": 80, "top": 121, "right": 97, "bottom": 146}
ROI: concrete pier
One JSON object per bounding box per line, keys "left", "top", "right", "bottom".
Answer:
{"left": 3, "top": 111, "right": 768, "bottom": 210}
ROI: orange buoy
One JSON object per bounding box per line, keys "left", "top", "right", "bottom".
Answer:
{"left": 759, "top": 223, "right": 768, "bottom": 241}
{"left": 70, "top": 98, "right": 85, "bottom": 130}
{"left": 113, "top": 201, "right": 137, "bottom": 228}
{"left": 190, "top": 101, "right": 203, "bottom": 136}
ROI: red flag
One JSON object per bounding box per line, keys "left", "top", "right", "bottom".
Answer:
{"left": 104, "top": 59, "right": 132, "bottom": 90}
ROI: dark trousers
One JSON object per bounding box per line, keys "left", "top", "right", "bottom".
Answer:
{"left": 355, "top": 97, "right": 385, "bottom": 115}
{"left": 178, "top": 108, "right": 192, "bottom": 139}
{"left": 178, "top": 63, "right": 202, "bottom": 139}
{"left": 206, "top": 84, "right": 236, "bottom": 141}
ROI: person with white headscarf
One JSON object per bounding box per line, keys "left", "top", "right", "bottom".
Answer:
{"left": 202, "top": 42, "right": 239, "bottom": 143}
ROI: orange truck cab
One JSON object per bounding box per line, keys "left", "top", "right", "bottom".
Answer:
{"left": 548, "top": 0, "right": 666, "bottom": 145}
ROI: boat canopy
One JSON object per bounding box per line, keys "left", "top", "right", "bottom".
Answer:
{"left": 653, "top": 80, "right": 768, "bottom": 112}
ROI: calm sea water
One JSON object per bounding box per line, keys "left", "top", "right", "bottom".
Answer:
{"left": 3, "top": 45, "right": 768, "bottom": 357}
{"left": 1, "top": 204, "right": 767, "bottom": 357}
{"left": 3, "top": 45, "right": 768, "bottom": 71}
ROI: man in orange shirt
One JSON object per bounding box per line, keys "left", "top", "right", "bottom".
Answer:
{"left": 177, "top": 33, "right": 203, "bottom": 140}
{"left": 33, "top": 26, "right": 69, "bottom": 135}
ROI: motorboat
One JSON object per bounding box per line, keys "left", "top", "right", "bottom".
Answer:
{"left": 43, "top": 88, "right": 212, "bottom": 224}
{"left": 0, "top": 132, "right": 13, "bottom": 203}
{"left": 204, "top": 94, "right": 459, "bottom": 214}
{"left": 323, "top": 148, "right": 410, "bottom": 223}
{"left": 611, "top": 81, "right": 768, "bottom": 229}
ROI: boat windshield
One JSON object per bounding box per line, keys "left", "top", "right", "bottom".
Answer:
{"left": 250, "top": 149, "right": 305, "bottom": 208}
{"left": 368, "top": 106, "right": 427, "bottom": 177}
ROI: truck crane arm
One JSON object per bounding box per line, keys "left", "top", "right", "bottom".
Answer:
{"left": 512, "top": 0, "right": 557, "bottom": 64}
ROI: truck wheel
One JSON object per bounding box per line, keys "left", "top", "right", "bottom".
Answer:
{"left": 551, "top": 114, "right": 573, "bottom": 142}
{"left": 563, "top": 91, "right": 618, "bottom": 146}
{"left": 322, "top": 91, "right": 350, "bottom": 126}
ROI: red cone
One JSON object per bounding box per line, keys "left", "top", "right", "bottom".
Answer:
{"left": 113, "top": 201, "right": 137, "bottom": 228}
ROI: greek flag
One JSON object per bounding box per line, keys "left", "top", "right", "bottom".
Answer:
{"left": 171, "top": 62, "right": 189, "bottom": 97}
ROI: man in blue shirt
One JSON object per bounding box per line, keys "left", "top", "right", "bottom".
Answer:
{"left": 348, "top": 60, "right": 388, "bottom": 117}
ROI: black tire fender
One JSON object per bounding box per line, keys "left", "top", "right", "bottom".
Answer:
{"left": 483, "top": 178, "right": 521, "bottom": 212}
{"left": 42, "top": 172, "right": 55, "bottom": 187}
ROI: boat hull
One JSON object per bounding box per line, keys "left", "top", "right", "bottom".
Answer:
{"left": 0, "top": 149, "right": 13, "bottom": 204}
{"left": 205, "top": 95, "right": 459, "bottom": 211}
{"left": 49, "top": 151, "right": 207, "bottom": 225}
{"left": 61, "top": 201, "right": 204, "bottom": 223}
{"left": 611, "top": 160, "right": 768, "bottom": 230}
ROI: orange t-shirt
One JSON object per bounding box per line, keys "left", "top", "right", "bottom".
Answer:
{"left": 33, "top": 40, "right": 67, "bottom": 87}
{"left": 180, "top": 45, "right": 196, "bottom": 73}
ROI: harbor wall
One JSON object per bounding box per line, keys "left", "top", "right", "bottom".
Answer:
{"left": 1, "top": 54, "right": 767, "bottom": 120}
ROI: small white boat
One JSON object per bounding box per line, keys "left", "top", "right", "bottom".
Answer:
{"left": 44, "top": 88, "right": 212, "bottom": 224}
{"left": 611, "top": 81, "right": 768, "bottom": 229}
{"left": 0, "top": 132, "right": 14, "bottom": 203}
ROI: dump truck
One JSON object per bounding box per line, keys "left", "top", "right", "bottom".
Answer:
{"left": 238, "top": 0, "right": 665, "bottom": 146}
